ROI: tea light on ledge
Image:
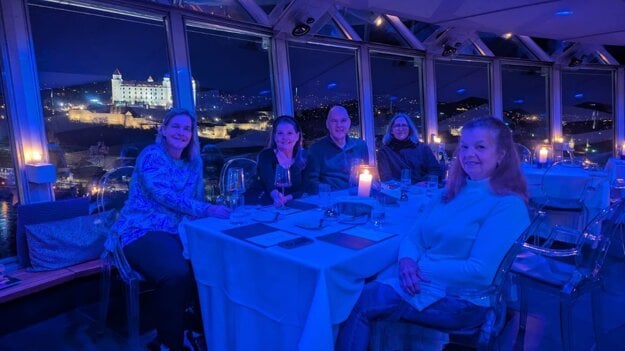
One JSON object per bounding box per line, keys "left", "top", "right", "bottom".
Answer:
{"left": 620, "top": 143, "right": 625, "bottom": 159}
{"left": 538, "top": 147, "right": 549, "bottom": 164}
{"left": 433, "top": 135, "right": 442, "bottom": 144}
{"left": 30, "top": 151, "right": 42, "bottom": 164}
{"left": 357, "top": 169, "right": 372, "bottom": 197}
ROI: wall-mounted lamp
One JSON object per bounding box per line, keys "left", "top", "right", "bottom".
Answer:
{"left": 25, "top": 150, "right": 56, "bottom": 184}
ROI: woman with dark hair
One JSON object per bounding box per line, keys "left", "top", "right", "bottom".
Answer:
{"left": 336, "top": 116, "right": 530, "bottom": 350}
{"left": 252, "top": 115, "right": 307, "bottom": 207}
{"left": 377, "top": 113, "right": 442, "bottom": 183}
{"left": 116, "top": 107, "right": 230, "bottom": 351}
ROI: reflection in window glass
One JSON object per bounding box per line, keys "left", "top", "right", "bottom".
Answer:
{"left": 435, "top": 60, "right": 489, "bottom": 154}
{"left": 339, "top": 9, "right": 407, "bottom": 47}
{"left": 176, "top": 0, "right": 254, "bottom": 23}
{"left": 29, "top": 1, "right": 170, "bottom": 201}
{"left": 502, "top": 65, "right": 549, "bottom": 151}
{"left": 289, "top": 43, "right": 359, "bottom": 145}
{"left": 0, "top": 64, "right": 18, "bottom": 259}
{"left": 370, "top": 53, "right": 423, "bottom": 149}
{"left": 187, "top": 26, "right": 273, "bottom": 196}
{"left": 562, "top": 70, "right": 614, "bottom": 165}
{"left": 479, "top": 33, "right": 537, "bottom": 60}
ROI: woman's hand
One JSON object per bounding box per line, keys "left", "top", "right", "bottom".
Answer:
{"left": 399, "top": 257, "right": 429, "bottom": 296}
{"left": 206, "top": 204, "right": 230, "bottom": 219}
{"left": 271, "top": 190, "right": 293, "bottom": 208}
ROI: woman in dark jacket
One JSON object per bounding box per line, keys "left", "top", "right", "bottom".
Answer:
{"left": 377, "top": 113, "right": 442, "bottom": 184}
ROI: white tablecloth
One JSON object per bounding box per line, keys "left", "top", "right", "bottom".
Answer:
{"left": 181, "top": 190, "right": 429, "bottom": 351}
{"left": 522, "top": 164, "right": 610, "bottom": 218}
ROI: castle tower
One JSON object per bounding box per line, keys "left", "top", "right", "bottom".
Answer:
{"left": 111, "top": 68, "right": 123, "bottom": 105}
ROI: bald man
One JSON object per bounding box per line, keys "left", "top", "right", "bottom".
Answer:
{"left": 306, "top": 105, "right": 369, "bottom": 193}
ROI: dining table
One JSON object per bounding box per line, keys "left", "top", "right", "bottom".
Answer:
{"left": 180, "top": 187, "right": 431, "bottom": 351}
{"left": 521, "top": 163, "right": 610, "bottom": 219}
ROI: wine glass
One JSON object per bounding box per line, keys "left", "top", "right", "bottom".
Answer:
{"left": 226, "top": 167, "right": 245, "bottom": 195}
{"left": 274, "top": 165, "right": 292, "bottom": 208}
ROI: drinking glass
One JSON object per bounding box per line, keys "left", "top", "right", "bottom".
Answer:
{"left": 349, "top": 158, "right": 364, "bottom": 194}
{"left": 318, "top": 183, "right": 332, "bottom": 211}
{"left": 426, "top": 175, "right": 438, "bottom": 196}
{"left": 400, "top": 169, "right": 411, "bottom": 187}
{"left": 226, "top": 167, "right": 245, "bottom": 195}
{"left": 274, "top": 165, "right": 292, "bottom": 208}
{"left": 371, "top": 205, "right": 386, "bottom": 228}
{"left": 228, "top": 192, "right": 245, "bottom": 225}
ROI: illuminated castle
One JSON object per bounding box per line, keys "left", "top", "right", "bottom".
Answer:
{"left": 111, "top": 68, "right": 196, "bottom": 108}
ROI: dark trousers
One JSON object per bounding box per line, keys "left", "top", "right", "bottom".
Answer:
{"left": 124, "top": 231, "right": 194, "bottom": 350}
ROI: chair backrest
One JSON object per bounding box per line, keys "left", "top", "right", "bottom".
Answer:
{"left": 516, "top": 143, "right": 533, "bottom": 164}
{"left": 218, "top": 157, "right": 257, "bottom": 195}
{"left": 540, "top": 160, "right": 591, "bottom": 202}
{"left": 97, "top": 166, "right": 134, "bottom": 214}
{"left": 16, "top": 197, "right": 90, "bottom": 267}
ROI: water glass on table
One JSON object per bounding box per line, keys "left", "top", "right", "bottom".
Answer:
{"left": 228, "top": 192, "right": 245, "bottom": 225}
{"left": 426, "top": 175, "right": 438, "bottom": 197}
{"left": 400, "top": 168, "right": 411, "bottom": 200}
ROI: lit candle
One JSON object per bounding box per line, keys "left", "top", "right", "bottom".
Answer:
{"left": 357, "top": 169, "right": 372, "bottom": 197}
{"left": 621, "top": 143, "right": 625, "bottom": 157}
{"left": 538, "top": 147, "right": 548, "bottom": 164}
{"left": 556, "top": 137, "right": 564, "bottom": 144}
{"left": 31, "top": 151, "right": 42, "bottom": 164}
{"left": 433, "top": 135, "right": 442, "bottom": 144}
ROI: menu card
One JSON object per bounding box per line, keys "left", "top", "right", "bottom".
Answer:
{"left": 221, "top": 223, "right": 276, "bottom": 240}
{"left": 342, "top": 227, "right": 396, "bottom": 242}
{"left": 246, "top": 231, "right": 299, "bottom": 247}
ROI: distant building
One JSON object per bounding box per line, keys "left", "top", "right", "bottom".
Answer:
{"left": 111, "top": 68, "right": 196, "bottom": 108}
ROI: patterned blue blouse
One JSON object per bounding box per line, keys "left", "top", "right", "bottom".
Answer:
{"left": 117, "top": 143, "right": 210, "bottom": 247}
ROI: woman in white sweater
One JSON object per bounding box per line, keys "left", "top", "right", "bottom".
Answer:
{"left": 336, "top": 116, "right": 530, "bottom": 350}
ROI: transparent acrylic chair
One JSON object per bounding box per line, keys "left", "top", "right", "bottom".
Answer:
{"left": 96, "top": 166, "right": 144, "bottom": 349}
{"left": 218, "top": 157, "right": 257, "bottom": 194}
{"left": 512, "top": 200, "right": 625, "bottom": 351}
{"left": 370, "top": 221, "right": 533, "bottom": 351}
{"left": 529, "top": 160, "right": 592, "bottom": 233}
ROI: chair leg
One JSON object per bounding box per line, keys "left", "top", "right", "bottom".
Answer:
{"left": 126, "top": 279, "right": 140, "bottom": 350}
{"left": 514, "top": 281, "right": 528, "bottom": 351}
{"left": 560, "top": 297, "right": 574, "bottom": 351}
{"left": 98, "top": 259, "right": 112, "bottom": 335}
{"left": 591, "top": 287, "right": 604, "bottom": 351}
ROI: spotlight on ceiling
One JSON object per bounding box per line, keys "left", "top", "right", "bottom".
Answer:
{"left": 568, "top": 55, "right": 583, "bottom": 67}
{"left": 292, "top": 17, "right": 315, "bottom": 37}
{"left": 442, "top": 44, "right": 458, "bottom": 57}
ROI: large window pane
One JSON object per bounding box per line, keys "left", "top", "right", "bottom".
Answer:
{"left": 435, "top": 60, "right": 489, "bottom": 153}
{"left": 562, "top": 69, "right": 614, "bottom": 165}
{"left": 0, "top": 64, "right": 18, "bottom": 259}
{"left": 502, "top": 64, "right": 549, "bottom": 151}
{"left": 289, "top": 43, "right": 359, "bottom": 145}
{"left": 29, "top": 1, "right": 170, "bottom": 200}
{"left": 187, "top": 26, "right": 273, "bottom": 163}
{"left": 370, "top": 52, "right": 423, "bottom": 149}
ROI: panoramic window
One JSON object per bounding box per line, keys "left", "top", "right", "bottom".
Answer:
{"left": 29, "top": 1, "right": 170, "bottom": 201}
{"left": 562, "top": 69, "right": 614, "bottom": 165}
{"left": 435, "top": 60, "right": 489, "bottom": 154}
{"left": 289, "top": 43, "right": 359, "bottom": 145}
{"left": 370, "top": 52, "right": 423, "bottom": 149}
{"left": 502, "top": 64, "right": 549, "bottom": 151}
{"left": 0, "top": 64, "right": 18, "bottom": 260}
{"left": 187, "top": 25, "right": 273, "bottom": 196}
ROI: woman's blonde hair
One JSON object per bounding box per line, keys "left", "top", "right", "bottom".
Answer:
{"left": 156, "top": 107, "right": 200, "bottom": 162}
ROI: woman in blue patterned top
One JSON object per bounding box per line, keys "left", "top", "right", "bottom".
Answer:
{"left": 118, "top": 108, "right": 229, "bottom": 351}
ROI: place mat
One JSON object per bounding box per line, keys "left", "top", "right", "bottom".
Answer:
{"left": 317, "top": 232, "right": 377, "bottom": 250}
{"left": 222, "top": 223, "right": 277, "bottom": 240}
{"left": 246, "top": 231, "right": 299, "bottom": 248}
{"left": 286, "top": 200, "right": 319, "bottom": 211}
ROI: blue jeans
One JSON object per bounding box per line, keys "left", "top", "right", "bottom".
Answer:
{"left": 335, "top": 282, "right": 488, "bottom": 351}
{"left": 124, "top": 231, "right": 195, "bottom": 350}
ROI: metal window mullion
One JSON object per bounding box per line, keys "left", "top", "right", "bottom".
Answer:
{"left": 551, "top": 65, "right": 562, "bottom": 142}
{"left": 615, "top": 67, "right": 625, "bottom": 155}
{"left": 271, "top": 37, "right": 293, "bottom": 117}
{"left": 490, "top": 59, "right": 502, "bottom": 119}
{"left": 423, "top": 54, "right": 438, "bottom": 142}
{"left": 165, "top": 10, "right": 194, "bottom": 110}
{"left": 0, "top": 0, "right": 53, "bottom": 203}
{"left": 357, "top": 45, "right": 375, "bottom": 164}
